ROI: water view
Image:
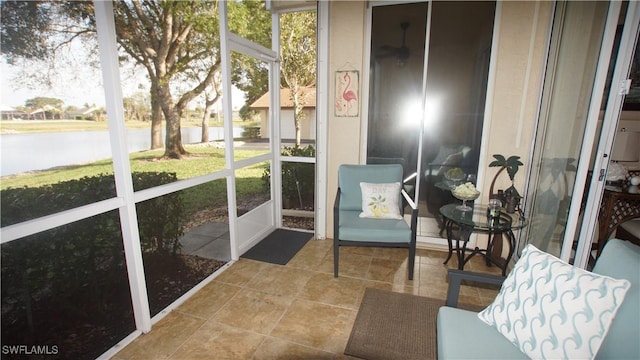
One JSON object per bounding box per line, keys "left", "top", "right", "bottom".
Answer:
{"left": 1, "top": 126, "right": 242, "bottom": 176}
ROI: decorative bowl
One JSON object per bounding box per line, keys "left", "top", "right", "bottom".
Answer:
{"left": 452, "top": 183, "right": 480, "bottom": 211}
{"left": 452, "top": 189, "right": 480, "bottom": 202}
{"left": 444, "top": 167, "right": 466, "bottom": 182}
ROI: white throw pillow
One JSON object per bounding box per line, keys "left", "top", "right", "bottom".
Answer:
{"left": 359, "top": 182, "right": 402, "bottom": 219}
{"left": 477, "top": 244, "right": 630, "bottom": 360}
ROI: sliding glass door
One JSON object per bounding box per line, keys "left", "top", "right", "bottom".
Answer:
{"left": 366, "top": 1, "right": 495, "bottom": 244}
{"left": 522, "top": 1, "right": 640, "bottom": 269}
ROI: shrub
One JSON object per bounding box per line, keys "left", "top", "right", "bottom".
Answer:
{"left": 262, "top": 145, "right": 315, "bottom": 209}
{"left": 1, "top": 172, "right": 185, "bottom": 338}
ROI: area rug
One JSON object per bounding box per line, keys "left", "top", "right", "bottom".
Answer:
{"left": 240, "top": 228, "right": 312, "bottom": 265}
{"left": 345, "top": 288, "right": 484, "bottom": 360}
{"left": 345, "top": 288, "right": 442, "bottom": 360}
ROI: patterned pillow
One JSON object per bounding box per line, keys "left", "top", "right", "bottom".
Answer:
{"left": 477, "top": 244, "right": 630, "bottom": 360}
{"left": 359, "top": 182, "right": 402, "bottom": 219}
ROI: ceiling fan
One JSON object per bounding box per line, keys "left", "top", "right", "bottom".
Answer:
{"left": 376, "top": 22, "right": 411, "bottom": 66}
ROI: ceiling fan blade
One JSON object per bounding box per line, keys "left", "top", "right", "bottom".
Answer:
{"left": 375, "top": 52, "right": 396, "bottom": 59}
{"left": 380, "top": 45, "right": 400, "bottom": 52}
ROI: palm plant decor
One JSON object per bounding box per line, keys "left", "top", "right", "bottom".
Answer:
{"left": 488, "top": 154, "right": 524, "bottom": 209}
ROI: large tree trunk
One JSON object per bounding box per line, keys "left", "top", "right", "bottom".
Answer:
{"left": 158, "top": 83, "right": 187, "bottom": 159}
{"left": 201, "top": 102, "right": 213, "bottom": 143}
{"left": 150, "top": 81, "right": 164, "bottom": 150}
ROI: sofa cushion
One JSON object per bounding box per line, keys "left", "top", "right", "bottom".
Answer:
{"left": 359, "top": 182, "right": 402, "bottom": 219}
{"left": 591, "top": 239, "right": 640, "bottom": 359}
{"left": 477, "top": 244, "right": 631, "bottom": 360}
{"left": 437, "top": 307, "right": 526, "bottom": 359}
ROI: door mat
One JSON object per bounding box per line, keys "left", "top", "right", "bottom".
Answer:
{"left": 241, "top": 228, "right": 312, "bottom": 265}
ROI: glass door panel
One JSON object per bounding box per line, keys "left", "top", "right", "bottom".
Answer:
{"left": 367, "top": 1, "right": 495, "bottom": 242}
{"left": 368, "top": 1, "right": 428, "bottom": 234}
{"left": 523, "top": 1, "right": 611, "bottom": 258}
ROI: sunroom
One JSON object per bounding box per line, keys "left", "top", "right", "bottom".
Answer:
{"left": 1, "top": 0, "right": 639, "bottom": 358}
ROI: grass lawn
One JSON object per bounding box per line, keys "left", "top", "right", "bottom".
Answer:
{"left": 1, "top": 118, "right": 266, "bottom": 216}
{"left": 1, "top": 145, "right": 269, "bottom": 216}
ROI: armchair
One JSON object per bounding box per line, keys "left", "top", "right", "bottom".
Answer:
{"left": 334, "top": 164, "right": 418, "bottom": 280}
{"left": 437, "top": 239, "right": 640, "bottom": 359}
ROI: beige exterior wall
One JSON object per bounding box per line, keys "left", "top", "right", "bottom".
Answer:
{"left": 326, "top": 1, "right": 367, "bottom": 234}
{"left": 325, "top": 1, "right": 553, "bottom": 236}
{"left": 483, "top": 2, "right": 552, "bottom": 199}
{"left": 259, "top": 108, "right": 316, "bottom": 140}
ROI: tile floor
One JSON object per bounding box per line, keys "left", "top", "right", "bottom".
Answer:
{"left": 112, "top": 239, "right": 503, "bottom": 359}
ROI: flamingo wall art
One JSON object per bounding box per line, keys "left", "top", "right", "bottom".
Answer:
{"left": 335, "top": 70, "right": 359, "bottom": 117}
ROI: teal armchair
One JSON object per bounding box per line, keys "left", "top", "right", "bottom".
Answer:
{"left": 333, "top": 164, "right": 418, "bottom": 280}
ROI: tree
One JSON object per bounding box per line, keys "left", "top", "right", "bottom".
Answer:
{"left": 24, "top": 96, "right": 64, "bottom": 110}
{"left": 1, "top": 1, "right": 283, "bottom": 156}
{"left": 110, "top": 1, "right": 221, "bottom": 158}
{"left": 280, "top": 11, "right": 316, "bottom": 146}
{"left": 0, "top": 1, "right": 50, "bottom": 63}
{"left": 1, "top": 1, "right": 222, "bottom": 158}
{"left": 24, "top": 97, "right": 63, "bottom": 120}
{"left": 123, "top": 92, "right": 150, "bottom": 122}
{"left": 231, "top": 9, "right": 316, "bottom": 145}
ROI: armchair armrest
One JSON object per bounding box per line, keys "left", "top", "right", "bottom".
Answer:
{"left": 445, "top": 269, "right": 504, "bottom": 308}
{"left": 401, "top": 189, "right": 419, "bottom": 245}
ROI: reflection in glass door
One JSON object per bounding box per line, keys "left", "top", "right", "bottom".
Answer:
{"left": 522, "top": 1, "right": 616, "bottom": 261}
{"left": 367, "top": 1, "right": 495, "bottom": 243}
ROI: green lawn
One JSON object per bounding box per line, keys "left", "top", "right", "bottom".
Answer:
{"left": 1, "top": 145, "right": 269, "bottom": 215}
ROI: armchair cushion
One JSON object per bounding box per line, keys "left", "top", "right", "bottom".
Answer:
{"left": 477, "top": 244, "right": 631, "bottom": 360}
{"left": 338, "top": 210, "right": 411, "bottom": 243}
{"left": 338, "top": 164, "right": 404, "bottom": 211}
{"left": 359, "top": 182, "right": 402, "bottom": 219}
{"left": 437, "top": 307, "right": 526, "bottom": 359}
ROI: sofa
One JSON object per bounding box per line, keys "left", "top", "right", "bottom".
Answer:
{"left": 437, "top": 238, "right": 640, "bottom": 359}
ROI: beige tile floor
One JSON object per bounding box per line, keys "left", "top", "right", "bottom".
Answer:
{"left": 112, "top": 240, "right": 503, "bottom": 359}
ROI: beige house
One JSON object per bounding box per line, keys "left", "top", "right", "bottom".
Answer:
{"left": 249, "top": 87, "right": 316, "bottom": 141}
{"left": 322, "top": 1, "right": 639, "bottom": 264}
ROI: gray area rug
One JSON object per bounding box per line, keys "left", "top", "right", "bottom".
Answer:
{"left": 345, "top": 288, "right": 484, "bottom": 360}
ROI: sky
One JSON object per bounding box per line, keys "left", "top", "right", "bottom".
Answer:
{"left": 0, "top": 57, "right": 136, "bottom": 109}
{"left": 1, "top": 60, "right": 245, "bottom": 111}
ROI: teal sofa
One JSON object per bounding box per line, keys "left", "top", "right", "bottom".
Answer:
{"left": 437, "top": 239, "right": 640, "bottom": 359}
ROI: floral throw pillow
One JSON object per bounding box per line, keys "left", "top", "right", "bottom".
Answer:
{"left": 477, "top": 244, "right": 630, "bottom": 360}
{"left": 359, "top": 182, "right": 402, "bottom": 219}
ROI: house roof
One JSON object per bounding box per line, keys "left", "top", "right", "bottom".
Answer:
{"left": 249, "top": 87, "right": 316, "bottom": 109}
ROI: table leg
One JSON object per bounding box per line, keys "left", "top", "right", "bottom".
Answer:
{"left": 485, "top": 230, "right": 516, "bottom": 276}
{"left": 457, "top": 227, "right": 472, "bottom": 270}
{"left": 443, "top": 219, "right": 453, "bottom": 264}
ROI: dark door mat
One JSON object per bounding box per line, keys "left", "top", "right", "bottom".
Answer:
{"left": 240, "top": 228, "right": 313, "bottom": 265}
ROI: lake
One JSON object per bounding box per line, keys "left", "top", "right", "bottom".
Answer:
{"left": 1, "top": 126, "right": 242, "bottom": 176}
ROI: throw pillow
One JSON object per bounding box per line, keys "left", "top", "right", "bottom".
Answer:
{"left": 477, "top": 244, "right": 630, "bottom": 360}
{"left": 359, "top": 182, "right": 402, "bottom": 219}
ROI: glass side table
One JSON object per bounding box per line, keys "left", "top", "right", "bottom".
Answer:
{"left": 439, "top": 203, "right": 527, "bottom": 275}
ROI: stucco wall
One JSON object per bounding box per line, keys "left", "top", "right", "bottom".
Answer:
{"left": 259, "top": 108, "right": 316, "bottom": 140}
{"left": 325, "top": 1, "right": 553, "bottom": 236}
{"left": 483, "top": 1, "right": 552, "bottom": 200}
{"left": 327, "top": 1, "right": 367, "bottom": 234}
